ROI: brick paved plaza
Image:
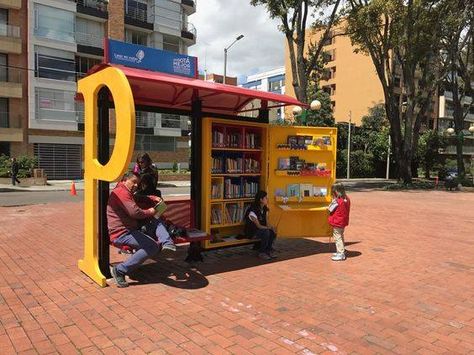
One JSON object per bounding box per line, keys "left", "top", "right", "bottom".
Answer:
{"left": 0, "top": 190, "right": 473, "bottom": 354}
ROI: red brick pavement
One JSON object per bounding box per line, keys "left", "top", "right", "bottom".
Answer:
{"left": 0, "top": 190, "right": 473, "bottom": 354}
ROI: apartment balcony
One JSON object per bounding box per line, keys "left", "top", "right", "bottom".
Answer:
{"left": 0, "top": 67, "right": 22, "bottom": 98}
{"left": 0, "top": 24, "right": 21, "bottom": 54}
{"left": 76, "top": 31, "right": 104, "bottom": 56}
{"left": 0, "top": 112, "right": 23, "bottom": 142}
{"left": 76, "top": 0, "right": 108, "bottom": 19}
{"left": 0, "top": 0, "right": 21, "bottom": 9}
{"left": 181, "top": 0, "right": 196, "bottom": 15}
{"left": 181, "top": 22, "right": 196, "bottom": 45}
{"left": 125, "top": 3, "right": 154, "bottom": 31}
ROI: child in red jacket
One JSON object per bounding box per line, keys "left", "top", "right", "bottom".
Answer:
{"left": 328, "top": 183, "right": 351, "bottom": 261}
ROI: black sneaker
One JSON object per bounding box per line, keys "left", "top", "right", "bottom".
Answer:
{"left": 111, "top": 266, "right": 129, "bottom": 288}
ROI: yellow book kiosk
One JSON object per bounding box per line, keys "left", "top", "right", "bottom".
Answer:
{"left": 201, "top": 118, "right": 336, "bottom": 249}
{"left": 77, "top": 39, "right": 337, "bottom": 286}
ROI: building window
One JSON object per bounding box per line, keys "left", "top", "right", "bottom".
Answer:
{"left": 35, "top": 47, "right": 76, "bottom": 82}
{"left": 269, "top": 80, "right": 283, "bottom": 93}
{"left": 125, "top": 0, "right": 148, "bottom": 22}
{"left": 76, "top": 18, "right": 104, "bottom": 48}
{"left": 161, "top": 113, "right": 181, "bottom": 128}
{"left": 75, "top": 56, "right": 101, "bottom": 79}
{"left": 125, "top": 29, "right": 148, "bottom": 46}
{"left": 34, "top": 4, "right": 75, "bottom": 43}
{"left": 162, "top": 34, "right": 180, "bottom": 53}
{"left": 35, "top": 88, "right": 76, "bottom": 122}
{"left": 0, "top": 98, "right": 8, "bottom": 128}
{"left": 135, "top": 135, "right": 176, "bottom": 152}
{"left": 0, "top": 54, "right": 7, "bottom": 82}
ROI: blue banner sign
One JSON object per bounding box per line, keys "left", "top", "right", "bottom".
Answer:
{"left": 106, "top": 39, "right": 198, "bottom": 78}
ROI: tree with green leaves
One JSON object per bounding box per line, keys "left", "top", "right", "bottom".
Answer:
{"left": 346, "top": 0, "right": 450, "bottom": 184}
{"left": 416, "top": 129, "right": 446, "bottom": 179}
{"left": 250, "top": 0, "right": 342, "bottom": 104}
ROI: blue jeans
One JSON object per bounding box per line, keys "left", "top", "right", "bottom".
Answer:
{"left": 142, "top": 219, "right": 174, "bottom": 247}
{"left": 113, "top": 230, "right": 160, "bottom": 275}
{"left": 254, "top": 228, "right": 276, "bottom": 253}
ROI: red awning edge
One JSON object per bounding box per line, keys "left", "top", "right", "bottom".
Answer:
{"left": 78, "top": 63, "right": 306, "bottom": 115}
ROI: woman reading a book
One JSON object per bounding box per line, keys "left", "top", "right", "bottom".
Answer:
{"left": 135, "top": 174, "right": 176, "bottom": 253}
{"left": 244, "top": 190, "right": 277, "bottom": 260}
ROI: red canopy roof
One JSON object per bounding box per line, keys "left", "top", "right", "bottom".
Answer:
{"left": 86, "top": 64, "right": 304, "bottom": 115}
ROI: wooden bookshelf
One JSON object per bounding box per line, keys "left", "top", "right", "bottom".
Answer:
{"left": 202, "top": 118, "right": 267, "bottom": 249}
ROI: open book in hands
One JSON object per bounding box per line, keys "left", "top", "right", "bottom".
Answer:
{"left": 153, "top": 199, "right": 167, "bottom": 217}
{"left": 328, "top": 198, "right": 339, "bottom": 213}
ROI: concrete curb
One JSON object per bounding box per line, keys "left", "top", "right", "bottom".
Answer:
{"left": 0, "top": 180, "right": 191, "bottom": 192}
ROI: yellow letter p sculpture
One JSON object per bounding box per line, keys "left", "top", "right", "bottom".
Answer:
{"left": 77, "top": 67, "right": 136, "bottom": 287}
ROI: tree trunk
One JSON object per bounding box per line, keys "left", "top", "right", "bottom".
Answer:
{"left": 398, "top": 153, "right": 413, "bottom": 184}
{"left": 455, "top": 135, "right": 465, "bottom": 178}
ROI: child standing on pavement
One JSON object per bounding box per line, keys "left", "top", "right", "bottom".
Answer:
{"left": 328, "top": 183, "right": 351, "bottom": 261}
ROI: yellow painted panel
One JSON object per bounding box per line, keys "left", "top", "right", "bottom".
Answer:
{"left": 267, "top": 125, "right": 337, "bottom": 238}
{"left": 77, "top": 67, "right": 136, "bottom": 287}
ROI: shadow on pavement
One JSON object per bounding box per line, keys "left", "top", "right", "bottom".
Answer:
{"left": 115, "top": 239, "right": 362, "bottom": 288}
{"left": 126, "top": 262, "right": 209, "bottom": 289}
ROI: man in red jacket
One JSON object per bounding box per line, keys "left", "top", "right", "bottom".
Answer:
{"left": 107, "top": 171, "right": 160, "bottom": 287}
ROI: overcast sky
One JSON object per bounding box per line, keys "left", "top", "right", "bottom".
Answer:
{"left": 188, "top": 0, "right": 285, "bottom": 83}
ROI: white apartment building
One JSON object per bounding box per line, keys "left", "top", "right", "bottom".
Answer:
{"left": 241, "top": 67, "right": 285, "bottom": 121}
{"left": 22, "top": 0, "right": 196, "bottom": 179}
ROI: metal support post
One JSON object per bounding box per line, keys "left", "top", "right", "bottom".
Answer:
{"left": 97, "top": 87, "right": 111, "bottom": 278}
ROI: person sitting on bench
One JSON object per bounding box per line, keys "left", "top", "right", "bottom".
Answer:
{"left": 244, "top": 190, "right": 277, "bottom": 261}
{"left": 135, "top": 173, "right": 176, "bottom": 252}
{"left": 107, "top": 171, "right": 161, "bottom": 288}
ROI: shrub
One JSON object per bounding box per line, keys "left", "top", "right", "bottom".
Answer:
{"left": 172, "top": 161, "right": 178, "bottom": 172}
{"left": 0, "top": 155, "right": 38, "bottom": 178}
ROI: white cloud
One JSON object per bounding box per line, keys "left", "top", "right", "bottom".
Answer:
{"left": 188, "top": 0, "right": 285, "bottom": 83}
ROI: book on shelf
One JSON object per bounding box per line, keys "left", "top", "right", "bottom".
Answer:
{"left": 297, "top": 136, "right": 306, "bottom": 146}
{"left": 278, "top": 158, "right": 290, "bottom": 170}
{"left": 300, "top": 184, "right": 313, "bottom": 198}
{"left": 244, "top": 157, "right": 260, "bottom": 173}
{"left": 225, "top": 203, "right": 243, "bottom": 224}
{"left": 304, "top": 136, "right": 313, "bottom": 145}
{"left": 242, "top": 179, "right": 259, "bottom": 197}
{"left": 245, "top": 132, "right": 260, "bottom": 149}
{"left": 225, "top": 157, "right": 243, "bottom": 173}
{"left": 287, "top": 184, "right": 300, "bottom": 197}
{"left": 211, "top": 183, "right": 222, "bottom": 199}
{"left": 211, "top": 207, "right": 222, "bottom": 225}
{"left": 313, "top": 186, "right": 328, "bottom": 197}
{"left": 211, "top": 156, "right": 224, "bottom": 173}
{"left": 274, "top": 188, "right": 285, "bottom": 197}
{"left": 224, "top": 178, "right": 243, "bottom": 198}
{"left": 226, "top": 132, "right": 241, "bottom": 148}
{"left": 212, "top": 130, "right": 225, "bottom": 147}
{"left": 287, "top": 135, "right": 298, "bottom": 147}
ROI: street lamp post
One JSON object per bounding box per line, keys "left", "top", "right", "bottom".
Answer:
{"left": 446, "top": 124, "right": 474, "bottom": 182}
{"left": 291, "top": 99, "right": 322, "bottom": 125}
{"left": 223, "top": 34, "right": 244, "bottom": 85}
{"left": 347, "top": 111, "right": 352, "bottom": 179}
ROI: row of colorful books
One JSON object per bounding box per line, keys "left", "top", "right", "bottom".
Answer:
{"left": 211, "top": 156, "right": 261, "bottom": 174}
{"left": 224, "top": 178, "right": 259, "bottom": 199}
{"left": 211, "top": 183, "right": 222, "bottom": 199}
{"left": 211, "top": 129, "right": 261, "bottom": 149}
{"left": 211, "top": 207, "right": 223, "bottom": 225}
{"left": 224, "top": 204, "right": 244, "bottom": 224}
{"left": 278, "top": 157, "right": 327, "bottom": 172}
{"left": 275, "top": 184, "right": 328, "bottom": 198}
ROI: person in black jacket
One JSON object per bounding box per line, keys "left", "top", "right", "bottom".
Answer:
{"left": 10, "top": 158, "right": 20, "bottom": 186}
{"left": 244, "top": 190, "right": 277, "bottom": 260}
